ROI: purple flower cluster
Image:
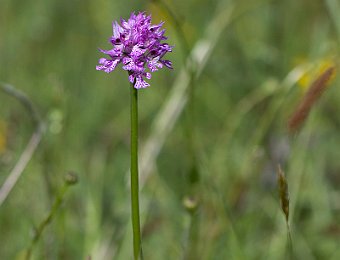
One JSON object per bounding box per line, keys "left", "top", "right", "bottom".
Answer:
{"left": 96, "top": 12, "right": 173, "bottom": 89}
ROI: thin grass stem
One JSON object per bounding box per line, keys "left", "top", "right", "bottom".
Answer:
{"left": 286, "top": 222, "right": 294, "bottom": 259}
{"left": 0, "top": 82, "right": 45, "bottom": 207}
{"left": 25, "top": 172, "right": 78, "bottom": 260}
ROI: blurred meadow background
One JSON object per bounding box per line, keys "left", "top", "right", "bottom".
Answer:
{"left": 1, "top": 0, "right": 340, "bottom": 259}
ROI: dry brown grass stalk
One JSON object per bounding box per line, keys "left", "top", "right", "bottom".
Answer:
{"left": 288, "top": 66, "right": 335, "bottom": 133}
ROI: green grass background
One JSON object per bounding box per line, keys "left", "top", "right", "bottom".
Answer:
{"left": 0, "top": 0, "right": 340, "bottom": 259}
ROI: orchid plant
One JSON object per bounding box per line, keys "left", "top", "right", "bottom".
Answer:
{"left": 96, "top": 12, "right": 172, "bottom": 259}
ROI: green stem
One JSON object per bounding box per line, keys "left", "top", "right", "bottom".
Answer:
{"left": 183, "top": 202, "right": 199, "bottom": 260}
{"left": 130, "top": 84, "right": 143, "bottom": 260}
{"left": 25, "top": 172, "right": 77, "bottom": 260}
{"left": 286, "top": 222, "right": 294, "bottom": 259}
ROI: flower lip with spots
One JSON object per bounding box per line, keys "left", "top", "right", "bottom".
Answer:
{"left": 96, "top": 12, "right": 173, "bottom": 89}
